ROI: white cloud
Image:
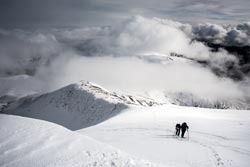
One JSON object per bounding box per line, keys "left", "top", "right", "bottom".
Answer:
{"left": 0, "top": 16, "right": 249, "bottom": 105}
{"left": 34, "top": 55, "right": 245, "bottom": 101}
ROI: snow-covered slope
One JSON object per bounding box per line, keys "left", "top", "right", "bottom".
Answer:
{"left": 80, "top": 104, "right": 250, "bottom": 167}
{"left": 1, "top": 82, "right": 126, "bottom": 130}
{"left": 1, "top": 81, "right": 160, "bottom": 130}
{"left": 0, "top": 114, "right": 162, "bottom": 167}
{"left": 1, "top": 81, "right": 250, "bottom": 167}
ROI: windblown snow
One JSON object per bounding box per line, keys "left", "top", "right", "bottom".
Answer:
{"left": 0, "top": 114, "right": 161, "bottom": 167}
{"left": 80, "top": 104, "right": 250, "bottom": 167}
{"left": 1, "top": 81, "right": 160, "bottom": 130}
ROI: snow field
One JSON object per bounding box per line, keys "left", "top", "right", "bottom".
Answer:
{"left": 0, "top": 114, "right": 163, "bottom": 167}
{"left": 80, "top": 104, "right": 250, "bottom": 167}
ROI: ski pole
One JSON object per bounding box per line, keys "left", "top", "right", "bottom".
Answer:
{"left": 187, "top": 129, "right": 189, "bottom": 140}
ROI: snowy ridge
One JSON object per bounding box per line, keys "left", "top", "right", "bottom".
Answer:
{"left": 79, "top": 80, "right": 161, "bottom": 107}
{"left": 0, "top": 114, "right": 162, "bottom": 167}
{"left": 1, "top": 83, "right": 126, "bottom": 130}
{"left": 1, "top": 81, "right": 161, "bottom": 130}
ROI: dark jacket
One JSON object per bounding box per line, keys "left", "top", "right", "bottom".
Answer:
{"left": 181, "top": 122, "right": 189, "bottom": 131}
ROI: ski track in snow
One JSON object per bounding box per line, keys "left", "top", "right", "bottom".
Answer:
{"left": 80, "top": 105, "right": 250, "bottom": 167}
{"left": 2, "top": 99, "right": 250, "bottom": 167}
{"left": 99, "top": 127, "right": 250, "bottom": 160}
{"left": 189, "top": 138, "right": 225, "bottom": 167}
{"left": 99, "top": 127, "right": 227, "bottom": 167}
{"left": 192, "top": 130, "right": 250, "bottom": 157}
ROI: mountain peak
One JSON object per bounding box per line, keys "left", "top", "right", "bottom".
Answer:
{"left": 78, "top": 80, "right": 161, "bottom": 107}
{"left": 1, "top": 80, "right": 161, "bottom": 130}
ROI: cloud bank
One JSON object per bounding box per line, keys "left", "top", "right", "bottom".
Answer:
{"left": 192, "top": 22, "right": 250, "bottom": 46}
{"left": 0, "top": 16, "right": 250, "bottom": 108}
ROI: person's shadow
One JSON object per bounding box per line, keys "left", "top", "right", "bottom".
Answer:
{"left": 156, "top": 134, "right": 189, "bottom": 141}
{"left": 156, "top": 134, "right": 178, "bottom": 139}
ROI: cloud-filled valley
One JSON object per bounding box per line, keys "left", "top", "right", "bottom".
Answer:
{"left": 0, "top": 16, "right": 250, "bottom": 109}
{"left": 2, "top": 1, "right": 250, "bottom": 167}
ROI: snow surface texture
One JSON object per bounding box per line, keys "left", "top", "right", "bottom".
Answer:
{"left": 1, "top": 104, "right": 250, "bottom": 167}
{"left": 81, "top": 104, "right": 250, "bottom": 167}
{"left": 1, "top": 82, "right": 126, "bottom": 130}
{"left": 0, "top": 114, "right": 161, "bottom": 167}
{"left": 1, "top": 81, "right": 160, "bottom": 130}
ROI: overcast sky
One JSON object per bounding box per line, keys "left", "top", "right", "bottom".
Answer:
{"left": 0, "top": 0, "right": 250, "bottom": 28}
